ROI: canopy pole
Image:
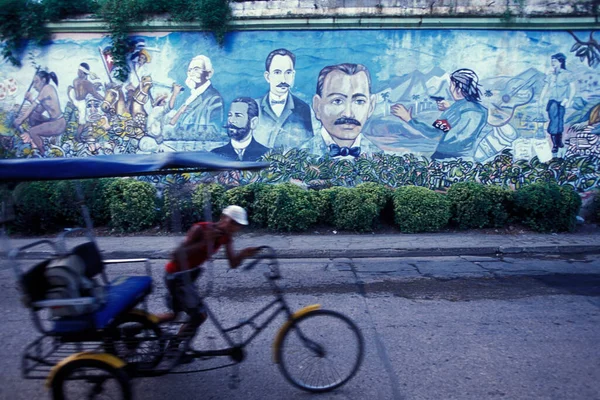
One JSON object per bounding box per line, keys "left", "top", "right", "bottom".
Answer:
{"left": 74, "top": 182, "right": 96, "bottom": 245}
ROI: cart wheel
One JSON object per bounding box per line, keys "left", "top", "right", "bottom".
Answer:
{"left": 52, "top": 358, "right": 131, "bottom": 400}
{"left": 104, "top": 312, "right": 164, "bottom": 371}
{"left": 277, "top": 309, "right": 364, "bottom": 393}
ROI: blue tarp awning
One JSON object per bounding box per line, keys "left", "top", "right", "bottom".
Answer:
{"left": 0, "top": 152, "right": 269, "bottom": 182}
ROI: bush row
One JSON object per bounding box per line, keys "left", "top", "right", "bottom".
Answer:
{"left": 1, "top": 180, "right": 582, "bottom": 234}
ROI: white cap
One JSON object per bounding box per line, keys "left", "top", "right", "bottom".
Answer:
{"left": 222, "top": 205, "right": 248, "bottom": 225}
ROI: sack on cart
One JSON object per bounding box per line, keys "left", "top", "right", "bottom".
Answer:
{"left": 20, "top": 254, "right": 106, "bottom": 318}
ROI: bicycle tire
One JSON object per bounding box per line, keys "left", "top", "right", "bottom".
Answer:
{"left": 52, "top": 358, "right": 132, "bottom": 400}
{"left": 277, "top": 309, "right": 364, "bottom": 393}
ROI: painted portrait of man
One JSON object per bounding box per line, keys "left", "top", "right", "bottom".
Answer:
{"left": 301, "top": 63, "right": 382, "bottom": 159}
{"left": 211, "top": 97, "right": 269, "bottom": 161}
{"left": 253, "top": 48, "right": 313, "bottom": 151}
{"left": 168, "top": 55, "right": 224, "bottom": 139}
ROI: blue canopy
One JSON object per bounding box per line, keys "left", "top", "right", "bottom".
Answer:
{"left": 0, "top": 151, "right": 269, "bottom": 182}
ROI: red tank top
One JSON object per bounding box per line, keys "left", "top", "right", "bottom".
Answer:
{"left": 165, "top": 222, "right": 231, "bottom": 274}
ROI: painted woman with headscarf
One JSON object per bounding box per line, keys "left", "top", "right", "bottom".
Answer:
{"left": 391, "top": 68, "right": 488, "bottom": 160}
{"left": 14, "top": 70, "right": 66, "bottom": 156}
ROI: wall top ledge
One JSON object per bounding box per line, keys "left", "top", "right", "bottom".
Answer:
{"left": 46, "top": 15, "right": 600, "bottom": 33}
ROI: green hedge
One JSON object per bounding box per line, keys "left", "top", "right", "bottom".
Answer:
{"left": 107, "top": 179, "right": 157, "bottom": 233}
{"left": 253, "top": 183, "right": 318, "bottom": 232}
{"left": 446, "top": 183, "right": 514, "bottom": 229}
{"left": 393, "top": 186, "right": 451, "bottom": 233}
{"left": 324, "top": 186, "right": 382, "bottom": 232}
{"left": 3, "top": 179, "right": 584, "bottom": 235}
{"left": 191, "top": 183, "right": 227, "bottom": 222}
{"left": 161, "top": 182, "right": 197, "bottom": 232}
{"left": 513, "top": 182, "right": 581, "bottom": 232}
{"left": 224, "top": 183, "right": 269, "bottom": 227}
{"left": 11, "top": 182, "right": 57, "bottom": 234}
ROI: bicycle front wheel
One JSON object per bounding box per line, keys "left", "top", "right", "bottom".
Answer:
{"left": 277, "top": 309, "right": 364, "bottom": 393}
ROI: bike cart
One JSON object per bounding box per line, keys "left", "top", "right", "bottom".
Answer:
{"left": 0, "top": 151, "right": 364, "bottom": 399}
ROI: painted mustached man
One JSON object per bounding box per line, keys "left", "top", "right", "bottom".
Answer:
{"left": 211, "top": 97, "right": 269, "bottom": 162}
{"left": 253, "top": 48, "right": 313, "bottom": 151}
{"left": 301, "top": 63, "right": 382, "bottom": 159}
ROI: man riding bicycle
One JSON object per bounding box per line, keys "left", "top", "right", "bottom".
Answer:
{"left": 158, "top": 205, "right": 260, "bottom": 351}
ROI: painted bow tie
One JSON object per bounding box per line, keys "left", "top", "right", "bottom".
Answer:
{"left": 270, "top": 100, "right": 286, "bottom": 105}
{"left": 329, "top": 143, "right": 361, "bottom": 157}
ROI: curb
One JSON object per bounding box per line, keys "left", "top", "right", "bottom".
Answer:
{"left": 7, "top": 245, "right": 600, "bottom": 260}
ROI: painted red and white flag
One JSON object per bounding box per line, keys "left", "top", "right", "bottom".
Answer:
{"left": 102, "top": 47, "right": 114, "bottom": 73}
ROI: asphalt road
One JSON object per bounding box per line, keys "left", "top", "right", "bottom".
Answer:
{"left": 0, "top": 254, "right": 599, "bottom": 400}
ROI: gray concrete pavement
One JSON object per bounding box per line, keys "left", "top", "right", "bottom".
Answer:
{"left": 4, "top": 230, "right": 600, "bottom": 261}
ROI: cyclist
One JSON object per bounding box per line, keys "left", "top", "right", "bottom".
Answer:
{"left": 158, "top": 205, "right": 260, "bottom": 350}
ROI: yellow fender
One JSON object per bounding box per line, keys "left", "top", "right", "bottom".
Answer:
{"left": 272, "top": 304, "right": 321, "bottom": 364}
{"left": 46, "top": 352, "right": 126, "bottom": 388}
{"left": 126, "top": 308, "right": 160, "bottom": 325}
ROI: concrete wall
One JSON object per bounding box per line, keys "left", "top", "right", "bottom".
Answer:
{"left": 1, "top": 6, "right": 599, "bottom": 190}
{"left": 230, "top": 0, "right": 599, "bottom": 18}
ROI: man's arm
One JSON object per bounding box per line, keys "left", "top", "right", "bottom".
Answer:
{"left": 82, "top": 80, "right": 104, "bottom": 101}
{"left": 224, "top": 241, "right": 260, "bottom": 269}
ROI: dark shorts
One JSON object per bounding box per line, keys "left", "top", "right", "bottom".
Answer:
{"left": 165, "top": 269, "right": 206, "bottom": 324}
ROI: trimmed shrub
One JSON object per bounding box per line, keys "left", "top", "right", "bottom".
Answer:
{"left": 191, "top": 183, "right": 227, "bottom": 222}
{"left": 355, "top": 182, "right": 394, "bottom": 225}
{"left": 558, "top": 185, "right": 583, "bottom": 231}
{"left": 447, "top": 182, "right": 492, "bottom": 229}
{"left": 447, "top": 183, "right": 514, "bottom": 230}
{"left": 49, "top": 181, "right": 82, "bottom": 227}
{"left": 12, "top": 182, "right": 60, "bottom": 234}
{"left": 224, "top": 183, "right": 269, "bottom": 226}
{"left": 107, "top": 179, "right": 157, "bottom": 233}
{"left": 393, "top": 186, "right": 451, "bottom": 233}
{"left": 484, "top": 185, "right": 514, "bottom": 228}
{"left": 81, "top": 178, "right": 115, "bottom": 227}
{"left": 312, "top": 188, "right": 336, "bottom": 226}
{"left": 162, "top": 182, "right": 197, "bottom": 232}
{"left": 327, "top": 186, "right": 380, "bottom": 232}
{"left": 253, "top": 183, "right": 318, "bottom": 232}
{"left": 513, "top": 182, "right": 581, "bottom": 232}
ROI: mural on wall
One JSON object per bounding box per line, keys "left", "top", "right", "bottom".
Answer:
{"left": 0, "top": 29, "right": 599, "bottom": 189}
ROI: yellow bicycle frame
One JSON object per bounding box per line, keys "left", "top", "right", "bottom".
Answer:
{"left": 46, "top": 352, "right": 126, "bottom": 388}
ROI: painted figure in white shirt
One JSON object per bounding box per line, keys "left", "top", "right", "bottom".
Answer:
{"left": 254, "top": 48, "right": 313, "bottom": 150}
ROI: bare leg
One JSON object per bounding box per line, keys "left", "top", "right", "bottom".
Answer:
{"left": 28, "top": 118, "right": 66, "bottom": 155}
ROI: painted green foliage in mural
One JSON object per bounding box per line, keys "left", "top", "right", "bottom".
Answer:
{"left": 199, "top": 149, "right": 599, "bottom": 192}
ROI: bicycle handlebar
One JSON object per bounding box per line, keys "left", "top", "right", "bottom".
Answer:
{"left": 243, "top": 246, "right": 280, "bottom": 279}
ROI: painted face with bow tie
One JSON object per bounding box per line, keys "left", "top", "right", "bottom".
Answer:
{"left": 313, "top": 69, "right": 375, "bottom": 147}
{"left": 265, "top": 54, "right": 295, "bottom": 98}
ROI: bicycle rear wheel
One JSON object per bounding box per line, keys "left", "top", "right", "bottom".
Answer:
{"left": 52, "top": 358, "right": 131, "bottom": 400}
{"left": 103, "top": 312, "right": 164, "bottom": 371}
{"left": 277, "top": 309, "right": 364, "bottom": 393}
